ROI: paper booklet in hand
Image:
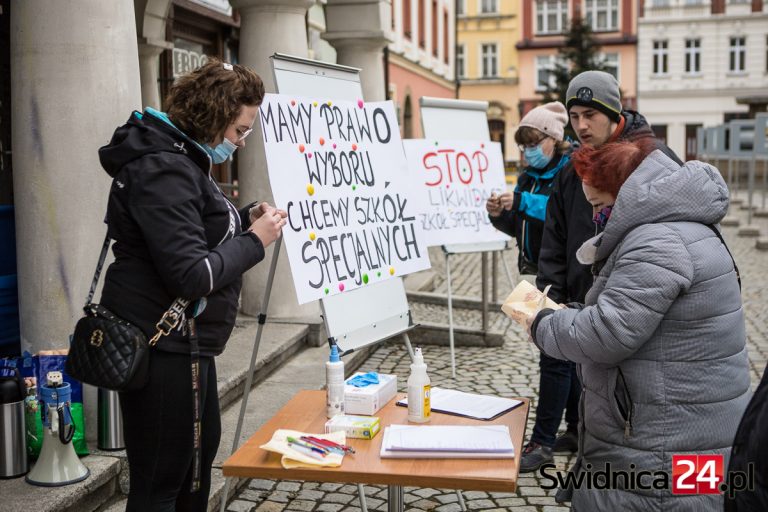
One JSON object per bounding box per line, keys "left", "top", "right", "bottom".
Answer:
{"left": 501, "top": 280, "right": 562, "bottom": 327}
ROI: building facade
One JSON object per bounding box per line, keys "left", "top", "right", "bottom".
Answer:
{"left": 637, "top": 0, "right": 768, "bottom": 160}
{"left": 456, "top": 0, "right": 520, "bottom": 163}
{"left": 388, "top": 0, "right": 457, "bottom": 139}
{"left": 517, "top": 0, "right": 638, "bottom": 123}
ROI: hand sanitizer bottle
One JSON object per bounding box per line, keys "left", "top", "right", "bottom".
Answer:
{"left": 407, "top": 347, "right": 431, "bottom": 423}
{"left": 326, "top": 342, "right": 345, "bottom": 418}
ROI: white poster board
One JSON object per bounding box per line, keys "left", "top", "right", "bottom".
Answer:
{"left": 259, "top": 93, "right": 431, "bottom": 304}
{"left": 403, "top": 139, "right": 511, "bottom": 247}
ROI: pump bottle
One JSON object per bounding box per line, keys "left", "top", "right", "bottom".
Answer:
{"left": 326, "top": 342, "right": 345, "bottom": 418}
{"left": 407, "top": 347, "right": 431, "bottom": 423}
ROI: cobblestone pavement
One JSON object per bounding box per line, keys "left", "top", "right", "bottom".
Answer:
{"left": 231, "top": 195, "right": 768, "bottom": 511}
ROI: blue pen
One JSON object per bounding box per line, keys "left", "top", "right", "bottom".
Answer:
{"left": 288, "top": 440, "right": 325, "bottom": 460}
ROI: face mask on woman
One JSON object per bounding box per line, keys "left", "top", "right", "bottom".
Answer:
{"left": 204, "top": 137, "right": 238, "bottom": 164}
{"left": 592, "top": 205, "right": 614, "bottom": 228}
{"left": 524, "top": 142, "right": 552, "bottom": 169}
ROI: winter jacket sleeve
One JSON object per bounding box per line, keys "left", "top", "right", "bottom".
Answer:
{"left": 532, "top": 224, "right": 694, "bottom": 365}
{"left": 128, "top": 156, "right": 264, "bottom": 300}
{"left": 238, "top": 201, "right": 258, "bottom": 232}
{"left": 489, "top": 209, "right": 517, "bottom": 238}
{"left": 536, "top": 170, "right": 569, "bottom": 304}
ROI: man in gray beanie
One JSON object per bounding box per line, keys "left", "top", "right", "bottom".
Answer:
{"left": 520, "top": 70, "right": 683, "bottom": 480}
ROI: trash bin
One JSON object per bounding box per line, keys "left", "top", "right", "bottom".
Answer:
{"left": 0, "top": 366, "right": 28, "bottom": 478}
{"left": 98, "top": 388, "right": 125, "bottom": 451}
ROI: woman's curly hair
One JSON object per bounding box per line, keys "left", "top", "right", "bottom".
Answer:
{"left": 165, "top": 58, "right": 265, "bottom": 144}
{"left": 572, "top": 136, "right": 659, "bottom": 197}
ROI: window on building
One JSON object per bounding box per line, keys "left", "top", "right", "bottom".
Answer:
{"left": 482, "top": 43, "right": 498, "bottom": 78}
{"left": 536, "top": 0, "right": 568, "bottom": 34}
{"left": 403, "top": 95, "right": 413, "bottom": 138}
{"left": 443, "top": 10, "right": 450, "bottom": 64}
{"left": 457, "top": 0, "right": 464, "bottom": 15}
{"left": 535, "top": 55, "right": 557, "bottom": 90}
{"left": 653, "top": 40, "right": 668, "bottom": 75}
{"left": 585, "top": 0, "right": 618, "bottom": 32}
{"left": 432, "top": 1, "right": 438, "bottom": 56}
{"left": 457, "top": 44, "right": 466, "bottom": 78}
{"left": 685, "top": 123, "right": 703, "bottom": 161}
{"left": 651, "top": 124, "right": 668, "bottom": 145}
{"left": 600, "top": 53, "right": 619, "bottom": 79}
{"left": 481, "top": 0, "right": 498, "bottom": 14}
{"left": 404, "top": 0, "right": 412, "bottom": 39}
{"left": 489, "top": 119, "right": 506, "bottom": 157}
{"left": 419, "top": 0, "right": 426, "bottom": 48}
{"left": 729, "top": 36, "right": 746, "bottom": 73}
{"left": 685, "top": 39, "right": 701, "bottom": 74}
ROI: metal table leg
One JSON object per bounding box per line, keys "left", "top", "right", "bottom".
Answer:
{"left": 388, "top": 485, "right": 404, "bottom": 512}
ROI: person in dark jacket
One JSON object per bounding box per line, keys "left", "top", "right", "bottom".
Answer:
{"left": 486, "top": 102, "right": 570, "bottom": 276}
{"left": 520, "top": 70, "right": 684, "bottom": 474}
{"left": 98, "top": 59, "right": 286, "bottom": 511}
{"left": 725, "top": 362, "right": 768, "bottom": 511}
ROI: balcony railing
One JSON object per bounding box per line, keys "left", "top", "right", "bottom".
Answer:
{"left": 643, "top": 0, "right": 710, "bottom": 19}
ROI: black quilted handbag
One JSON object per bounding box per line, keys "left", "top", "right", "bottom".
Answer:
{"left": 65, "top": 233, "right": 189, "bottom": 391}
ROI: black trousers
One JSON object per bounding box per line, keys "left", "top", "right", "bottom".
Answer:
{"left": 120, "top": 350, "right": 221, "bottom": 512}
{"left": 530, "top": 352, "right": 581, "bottom": 447}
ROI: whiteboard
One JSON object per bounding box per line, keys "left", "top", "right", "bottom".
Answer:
{"left": 270, "top": 53, "right": 412, "bottom": 354}
{"left": 419, "top": 96, "right": 507, "bottom": 254}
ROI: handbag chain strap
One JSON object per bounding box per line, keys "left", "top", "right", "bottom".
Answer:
{"left": 86, "top": 232, "right": 191, "bottom": 346}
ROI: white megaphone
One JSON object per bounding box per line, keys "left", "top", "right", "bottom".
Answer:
{"left": 26, "top": 371, "right": 89, "bottom": 486}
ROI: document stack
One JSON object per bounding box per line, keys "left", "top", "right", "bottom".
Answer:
{"left": 380, "top": 425, "right": 515, "bottom": 459}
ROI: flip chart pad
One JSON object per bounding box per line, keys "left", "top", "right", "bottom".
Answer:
{"left": 403, "top": 139, "right": 511, "bottom": 247}
{"left": 259, "top": 93, "right": 431, "bottom": 304}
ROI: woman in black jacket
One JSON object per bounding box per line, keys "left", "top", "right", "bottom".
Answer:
{"left": 486, "top": 102, "right": 570, "bottom": 276}
{"left": 98, "top": 59, "right": 286, "bottom": 511}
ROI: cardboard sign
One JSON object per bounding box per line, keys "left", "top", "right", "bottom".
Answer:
{"left": 402, "top": 140, "right": 511, "bottom": 247}
{"left": 259, "top": 93, "right": 431, "bottom": 304}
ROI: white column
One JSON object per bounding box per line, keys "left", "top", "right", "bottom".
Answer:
{"left": 11, "top": 0, "right": 141, "bottom": 442}
{"left": 138, "top": 39, "right": 173, "bottom": 110}
{"left": 11, "top": 0, "right": 141, "bottom": 353}
{"left": 230, "top": 0, "right": 320, "bottom": 321}
{"left": 323, "top": 0, "right": 393, "bottom": 101}
{"left": 135, "top": 0, "right": 173, "bottom": 109}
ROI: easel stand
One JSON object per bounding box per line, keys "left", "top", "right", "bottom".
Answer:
{"left": 442, "top": 243, "right": 514, "bottom": 378}
{"left": 220, "top": 238, "right": 282, "bottom": 511}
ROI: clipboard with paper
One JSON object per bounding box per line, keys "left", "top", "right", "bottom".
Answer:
{"left": 396, "top": 387, "right": 524, "bottom": 421}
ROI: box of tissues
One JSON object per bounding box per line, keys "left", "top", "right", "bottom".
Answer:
{"left": 344, "top": 372, "right": 397, "bottom": 415}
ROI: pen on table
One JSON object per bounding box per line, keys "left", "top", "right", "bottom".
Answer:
{"left": 287, "top": 441, "right": 326, "bottom": 460}
{"left": 300, "top": 436, "right": 344, "bottom": 454}
{"left": 304, "top": 435, "right": 355, "bottom": 454}
{"left": 286, "top": 437, "right": 327, "bottom": 457}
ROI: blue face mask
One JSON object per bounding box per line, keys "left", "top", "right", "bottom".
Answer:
{"left": 523, "top": 144, "right": 552, "bottom": 169}
{"left": 204, "top": 137, "right": 238, "bottom": 164}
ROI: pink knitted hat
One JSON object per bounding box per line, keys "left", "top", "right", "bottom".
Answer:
{"left": 518, "top": 102, "right": 568, "bottom": 141}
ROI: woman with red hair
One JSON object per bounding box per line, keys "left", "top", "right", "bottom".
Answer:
{"left": 527, "top": 139, "right": 751, "bottom": 511}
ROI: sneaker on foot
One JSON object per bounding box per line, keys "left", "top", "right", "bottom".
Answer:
{"left": 553, "top": 430, "right": 579, "bottom": 453}
{"left": 519, "top": 441, "right": 554, "bottom": 473}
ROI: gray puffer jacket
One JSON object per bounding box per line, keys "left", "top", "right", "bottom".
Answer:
{"left": 532, "top": 150, "right": 752, "bottom": 511}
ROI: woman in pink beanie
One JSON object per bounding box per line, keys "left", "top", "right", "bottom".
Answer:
{"left": 486, "top": 101, "right": 570, "bottom": 277}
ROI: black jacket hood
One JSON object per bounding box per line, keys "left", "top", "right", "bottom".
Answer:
{"left": 99, "top": 111, "right": 210, "bottom": 178}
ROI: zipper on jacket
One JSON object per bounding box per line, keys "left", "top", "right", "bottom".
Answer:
{"left": 520, "top": 180, "right": 537, "bottom": 262}
{"left": 615, "top": 367, "right": 634, "bottom": 438}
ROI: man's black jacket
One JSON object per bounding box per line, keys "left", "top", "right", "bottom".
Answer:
{"left": 536, "top": 110, "right": 683, "bottom": 304}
